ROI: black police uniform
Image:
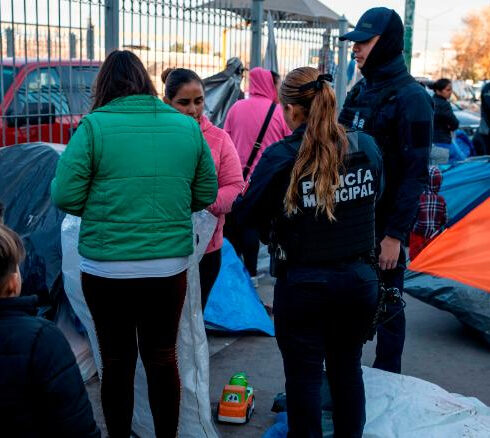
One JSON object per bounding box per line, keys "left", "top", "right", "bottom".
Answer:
{"left": 339, "top": 53, "right": 432, "bottom": 374}
{"left": 234, "top": 125, "right": 383, "bottom": 438}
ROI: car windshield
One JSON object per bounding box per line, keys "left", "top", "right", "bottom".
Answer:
{"left": 1, "top": 66, "right": 16, "bottom": 97}
{"left": 60, "top": 66, "right": 99, "bottom": 113}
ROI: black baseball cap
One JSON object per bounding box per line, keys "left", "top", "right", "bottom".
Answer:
{"left": 339, "top": 7, "right": 395, "bottom": 42}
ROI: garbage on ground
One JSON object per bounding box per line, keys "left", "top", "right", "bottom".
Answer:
{"left": 204, "top": 239, "right": 275, "bottom": 336}
{"left": 62, "top": 212, "right": 219, "bottom": 438}
{"left": 218, "top": 373, "right": 255, "bottom": 424}
{"left": 264, "top": 367, "right": 490, "bottom": 438}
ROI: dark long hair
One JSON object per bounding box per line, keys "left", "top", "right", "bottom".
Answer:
{"left": 161, "top": 67, "right": 204, "bottom": 99}
{"left": 92, "top": 50, "right": 157, "bottom": 110}
{"left": 281, "top": 67, "right": 348, "bottom": 220}
{"left": 431, "top": 78, "right": 451, "bottom": 92}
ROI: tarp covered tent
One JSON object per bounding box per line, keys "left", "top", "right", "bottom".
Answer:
{"left": 204, "top": 239, "right": 274, "bottom": 336}
{"left": 405, "top": 157, "right": 490, "bottom": 344}
{"left": 0, "top": 142, "right": 66, "bottom": 315}
{"left": 0, "top": 142, "right": 96, "bottom": 379}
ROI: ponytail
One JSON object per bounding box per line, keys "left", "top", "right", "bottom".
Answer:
{"left": 161, "top": 67, "right": 204, "bottom": 100}
{"left": 281, "top": 67, "right": 348, "bottom": 220}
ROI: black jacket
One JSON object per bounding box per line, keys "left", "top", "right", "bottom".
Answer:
{"left": 339, "top": 55, "right": 432, "bottom": 244}
{"left": 0, "top": 295, "right": 100, "bottom": 438}
{"left": 233, "top": 125, "right": 383, "bottom": 261}
{"left": 433, "top": 94, "right": 459, "bottom": 144}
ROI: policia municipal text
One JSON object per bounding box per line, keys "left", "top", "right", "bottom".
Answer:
{"left": 234, "top": 68, "right": 383, "bottom": 437}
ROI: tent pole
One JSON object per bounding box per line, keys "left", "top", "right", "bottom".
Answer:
{"left": 335, "top": 15, "right": 348, "bottom": 111}
{"left": 250, "top": 0, "right": 264, "bottom": 68}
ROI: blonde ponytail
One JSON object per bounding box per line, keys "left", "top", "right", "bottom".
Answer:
{"left": 281, "top": 67, "right": 348, "bottom": 219}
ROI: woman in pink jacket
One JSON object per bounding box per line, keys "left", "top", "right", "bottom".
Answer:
{"left": 162, "top": 68, "right": 244, "bottom": 308}
{"left": 224, "top": 67, "right": 291, "bottom": 282}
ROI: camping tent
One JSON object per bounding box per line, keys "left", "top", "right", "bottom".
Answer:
{"left": 405, "top": 157, "right": 490, "bottom": 344}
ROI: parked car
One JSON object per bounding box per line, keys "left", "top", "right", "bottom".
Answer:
{"left": 451, "top": 102, "right": 480, "bottom": 138}
{"left": 0, "top": 59, "right": 100, "bottom": 147}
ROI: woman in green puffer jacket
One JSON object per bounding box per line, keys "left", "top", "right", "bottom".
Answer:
{"left": 51, "top": 50, "right": 217, "bottom": 438}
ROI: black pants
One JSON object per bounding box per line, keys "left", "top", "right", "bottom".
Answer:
{"left": 274, "top": 262, "right": 378, "bottom": 438}
{"left": 373, "top": 249, "right": 406, "bottom": 373}
{"left": 199, "top": 249, "right": 222, "bottom": 310}
{"left": 225, "top": 224, "right": 260, "bottom": 277}
{"left": 81, "top": 272, "right": 187, "bottom": 438}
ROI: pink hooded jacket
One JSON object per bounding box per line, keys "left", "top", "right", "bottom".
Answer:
{"left": 200, "top": 114, "right": 244, "bottom": 253}
{"left": 224, "top": 67, "right": 291, "bottom": 177}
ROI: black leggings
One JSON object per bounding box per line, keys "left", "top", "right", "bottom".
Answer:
{"left": 199, "top": 249, "right": 222, "bottom": 310}
{"left": 81, "top": 272, "right": 187, "bottom": 438}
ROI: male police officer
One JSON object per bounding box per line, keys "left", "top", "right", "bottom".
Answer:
{"left": 339, "top": 8, "right": 432, "bottom": 373}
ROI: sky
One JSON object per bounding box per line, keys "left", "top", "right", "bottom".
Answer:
{"left": 323, "top": 0, "right": 489, "bottom": 54}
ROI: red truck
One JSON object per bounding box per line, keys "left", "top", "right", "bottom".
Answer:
{"left": 0, "top": 59, "right": 100, "bottom": 147}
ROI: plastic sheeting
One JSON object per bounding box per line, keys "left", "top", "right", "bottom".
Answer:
{"left": 61, "top": 212, "right": 219, "bottom": 438}
{"left": 264, "top": 367, "right": 490, "bottom": 438}
{"left": 203, "top": 57, "right": 244, "bottom": 128}
{"left": 203, "top": 239, "right": 275, "bottom": 336}
{"left": 0, "top": 142, "right": 66, "bottom": 315}
{"left": 405, "top": 271, "right": 490, "bottom": 345}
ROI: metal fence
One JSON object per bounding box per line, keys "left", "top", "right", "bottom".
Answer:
{"left": 1, "top": 0, "right": 345, "bottom": 147}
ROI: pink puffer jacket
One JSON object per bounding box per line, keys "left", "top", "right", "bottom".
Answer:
{"left": 224, "top": 67, "right": 291, "bottom": 178}
{"left": 200, "top": 115, "right": 244, "bottom": 253}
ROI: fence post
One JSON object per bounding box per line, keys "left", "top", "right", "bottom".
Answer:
{"left": 250, "top": 0, "right": 264, "bottom": 68}
{"left": 6, "top": 28, "right": 14, "bottom": 57}
{"left": 69, "top": 33, "right": 77, "bottom": 59}
{"left": 105, "top": 0, "right": 119, "bottom": 57}
{"left": 87, "top": 19, "right": 95, "bottom": 60}
{"left": 335, "top": 15, "right": 348, "bottom": 111}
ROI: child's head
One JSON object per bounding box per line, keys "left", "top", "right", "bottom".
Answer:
{"left": 0, "top": 224, "right": 25, "bottom": 298}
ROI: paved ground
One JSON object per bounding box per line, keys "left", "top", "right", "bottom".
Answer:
{"left": 87, "top": 269, "right": 490, "bottom": 437}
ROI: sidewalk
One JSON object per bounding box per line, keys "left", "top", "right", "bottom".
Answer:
{"left": 87, "top": 271, "right": 490, "bottom": 437}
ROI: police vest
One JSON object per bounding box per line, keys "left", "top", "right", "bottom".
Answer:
{"left": 276, "top": 132, "right": 380, "bottom": 265}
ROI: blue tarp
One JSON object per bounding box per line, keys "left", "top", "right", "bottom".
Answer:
{"left": 440, "top": 157, "right": 490, "bottom": 222}
{"left": 203, "top": 239, "right": 274, "bottom": 336}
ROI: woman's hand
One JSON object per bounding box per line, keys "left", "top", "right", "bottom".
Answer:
{"left": 379, "top": 236, "right": 401, "bottom": 270}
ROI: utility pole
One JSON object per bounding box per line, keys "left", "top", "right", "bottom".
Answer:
{"left": 403, "top": 0, "right": 416, "bottom": 72}
{"left": 419, "top": 9, "right": 454, "bottom": 77}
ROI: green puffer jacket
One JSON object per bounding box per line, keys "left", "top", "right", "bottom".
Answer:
{"left": 51, "top": 94, "right": 218, "bottom": 261}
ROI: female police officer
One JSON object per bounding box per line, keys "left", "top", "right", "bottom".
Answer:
{"left": 233, "top": 67, "right": 383, "bottom": 437}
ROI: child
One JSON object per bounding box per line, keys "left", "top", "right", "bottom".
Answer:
{"left": 0, "top": 224, "right": 100, "bottom": 437}
{"left": 410, "top": 166, "right": 448, "bottom": 260}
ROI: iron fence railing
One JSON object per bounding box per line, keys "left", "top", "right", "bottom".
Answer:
{"left": 1, "top": 0, "right": 344, "bottom": 147}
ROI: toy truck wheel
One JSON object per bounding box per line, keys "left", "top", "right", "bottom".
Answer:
{"left": 246, "top": 396, "right": 255, "bottom": 423}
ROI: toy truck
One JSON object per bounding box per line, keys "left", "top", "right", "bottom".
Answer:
{"left": 218, "top": 373, "right": 255, "bottom": 424}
